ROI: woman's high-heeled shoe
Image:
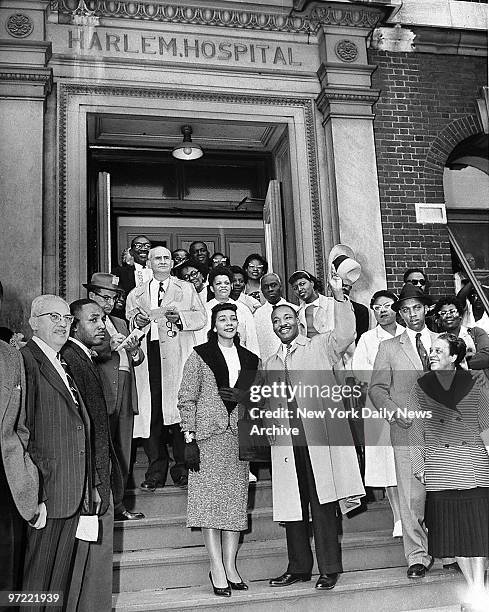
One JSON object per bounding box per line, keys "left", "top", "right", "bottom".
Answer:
{"left": 209, "top": 571, "right": 231, "bottom": 597}
{"left": 228, "top": 579, "right": 249, "bottom": 591}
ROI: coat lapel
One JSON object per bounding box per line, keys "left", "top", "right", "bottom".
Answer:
{"left": 26, "top": 340, "right": 76, "bottom": 407}
{"left": 398, "top": 331, "right": 422, "bottom": 370}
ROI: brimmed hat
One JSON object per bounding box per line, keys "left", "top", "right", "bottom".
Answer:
{"left": 328, "top": 244, "right": 361, "bottom": 285}
{"left": 391, "top": 283, "right": 432, "bottom": 312}
{"left": 83, "top": 273, "right": 122, "bottom": 293}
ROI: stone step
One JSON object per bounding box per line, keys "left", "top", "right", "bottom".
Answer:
{"left": 114, "top": 501, "right": 397, "bottom": 552}
{"left": 112, "top": 565, "right": 465, "bottom": 611}
{"left": 124, "top": 480, "right": 273, "bottom": 517}
{"left": 130, "top": 458, "right": 271, "bottom": 488}
{"left": 113, "top": 531, "right": 405, "bottom": 592}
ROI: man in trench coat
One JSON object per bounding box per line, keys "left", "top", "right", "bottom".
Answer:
{"left": 261, "top": 270, "right": 365, "bottom": 591}
{"left": 126, "top": 246, "right": 207, "bottom": 489}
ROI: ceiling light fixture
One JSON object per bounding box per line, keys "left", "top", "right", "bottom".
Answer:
{"left": 171, "top": 125, "right": 203, "bottom": 161}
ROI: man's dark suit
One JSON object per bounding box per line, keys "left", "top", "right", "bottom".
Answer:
{"left": 21, "top": 339, "right": 90, "bottom": 602}
{"left": 352, "top": 300, "right": 369, "bottom": 344}
{"left": 94, "top": 315, "right": 141, "bottom": 512}
{"left": 61, "top": 340, "right": 123, "bottom": 612}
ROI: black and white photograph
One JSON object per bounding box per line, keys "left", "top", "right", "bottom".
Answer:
{"left": 0, "top": 0, "right": 488, "bottom": 610}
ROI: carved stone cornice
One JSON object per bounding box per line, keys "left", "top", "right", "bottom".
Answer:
{"left": 316, "top": 86, "right": 380, "bottom": 118}
{"left": 57, "top": 83, "right": 325, "bottom": 294}
{"left": 0, "top": 66, "right": 52, "bottom": 96}
{"left": 50, "top": 0, "right": 385, "bottom": 34}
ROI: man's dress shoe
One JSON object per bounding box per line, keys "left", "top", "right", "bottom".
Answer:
{"left": 407, "top": 563, "right": 427, "bottom": 578}
{"left": 443, "top": 562, "right": 461, "bottom": 573}
{"left": 140, "top": 480, "right": 164, "bottom": 491}
{"left": 114, "top": 510, "right": 145, "bottom": 521}
{"left": 269, "top": 572, "right": 311, "bottom": 587}
{"left": 174, "top": 475, "right": 188, "bottom": 488}
{"left": 315, "top": 573, "right": 339, "bottom": 590}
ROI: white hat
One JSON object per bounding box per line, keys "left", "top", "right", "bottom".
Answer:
{"left": 327, "top": 244, "right": 361, "bottom": 285}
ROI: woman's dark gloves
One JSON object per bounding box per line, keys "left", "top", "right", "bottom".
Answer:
{"left": 219, "top": 387, "right": 248, "bottom": 404}
{"left": 184, "top": 439, "right": 200, "bottom": 472}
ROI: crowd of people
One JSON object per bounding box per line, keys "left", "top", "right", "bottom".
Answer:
{"left": 1, "top": 235, "right": 489, "bottom": 610}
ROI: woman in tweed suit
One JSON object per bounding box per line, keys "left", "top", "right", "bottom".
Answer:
{"left": 178, "top": 303, "right": 259, "bottom": 597}
{"left": 408, "top": 333, "right": 489, "bottom": 597}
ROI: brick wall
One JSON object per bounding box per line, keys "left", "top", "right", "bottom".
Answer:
{"left": 368, "top": 49, "right": 487, "bottom": 296}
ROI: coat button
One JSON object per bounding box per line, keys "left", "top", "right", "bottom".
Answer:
{"left": 80, "top": 450, "right": 85, "bottom": 455}
{"left": 77, "top": 426, "right": 82, "bottom": 430}
{"left": 284, "top": 457, "right": 288, "bottom": 462}
{"left": 444, "top": 444, "right": 449, "bottom": 448}
{"left": 440, "top": 419, "right": 445, "bottom": 423}
{"left": 462, "top": 441, "right": 467, "bottom": 446}
{"left": 456, "top": 417, "right": 462, "bottom": 422}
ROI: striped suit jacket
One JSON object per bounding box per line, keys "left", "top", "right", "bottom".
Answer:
{"left": 408, "top": 369, "right": 489, "bottom": 491}
{"left": 21, "top": 340, "right": 90, "bottom": 519}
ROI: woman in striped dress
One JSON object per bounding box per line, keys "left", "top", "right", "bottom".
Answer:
{"left": 408, "top": 332, "right": 489, "bottom": 600}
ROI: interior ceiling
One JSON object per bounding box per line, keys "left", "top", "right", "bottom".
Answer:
{"left": 87, "top": 114, "right": 285, "bottom": 152}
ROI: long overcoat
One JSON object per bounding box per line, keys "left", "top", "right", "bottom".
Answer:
{"left": 126, "top": 276, "right": 206, "bottom": 434}
{"left": 262, "top": 299, "right": 365, "bottom": 521}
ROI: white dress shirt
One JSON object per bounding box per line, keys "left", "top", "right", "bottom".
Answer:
{"left": 219, "top": 343, "right": 240, "bottom": 387}
{"left": 149, "top": 277, "right": 170, "bottom": 340}
{"left": 405, "top": 325, "right": 431, "bottom": 354}
{"left": 134, "top": 262, "right": 153, "bottom": 287}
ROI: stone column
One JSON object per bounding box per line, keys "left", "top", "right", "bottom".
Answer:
{"left": 0, "top": 1, "right": 52, "bottom": 331}
{"left": 314, "top": 3, "right": 388, "bottom": 303}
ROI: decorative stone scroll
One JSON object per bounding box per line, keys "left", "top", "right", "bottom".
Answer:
{"left": 5, "top": 13, "right": 34, "bottom": 38}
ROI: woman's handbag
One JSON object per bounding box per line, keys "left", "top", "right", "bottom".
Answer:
{"left": 238, "top": 408, "right": 270, "bottom": 463}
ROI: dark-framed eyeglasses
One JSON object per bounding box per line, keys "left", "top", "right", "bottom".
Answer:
{"left": 36, "top": 312, "right": 74, "bottom": 324}
{"left": 166, "top": 320, "right": 177, "bottom": 338}
{"left": 182, "top": 270, "right": 200, "bottom": 281}
{"left": 248, "top": 264, "right": 264, "bottom": 271}
{"left": 94, "top": 292, "right": 117, "bottom": 303}
{"left": 408, "top": 279, "right": 426, "bottom": 287}
{"left": 132, "top": 243, "right": 151, "bottom": 251}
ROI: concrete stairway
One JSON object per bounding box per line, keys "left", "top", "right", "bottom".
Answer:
{"left": 112, "top": 451, "right": 465, "bottom": 611}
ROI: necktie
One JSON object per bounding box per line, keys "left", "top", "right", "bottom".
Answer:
{"left": 58, "top": 355, "right": 81, "bottom": 405}
{"left": 415, "top": 333, "right": 430, "bottom": 372}
{"left": 136, "top": 269, "right": 144, "bottom": 287}
{"left": 158, "top": 281, "right": 165, "bottom": 307}
{"left": 305, "top": 304, "right": 319, "bottom": 338}
{"left": 284, "top": 342, "right": 292, "bottom": 386}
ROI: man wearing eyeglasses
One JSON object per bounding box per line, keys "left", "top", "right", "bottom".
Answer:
{"left": 369, "top": 283, "right": 438, "bottom": 579}
{"left": 126, "top": 247, "right": 207, "bottom": 490}
{"left": 85, "top": 273, "right": 145, "bottom": 522}
{"left": 21, "top": 295, "right": 92, "bottom": 605}
{"left": 112, "top": 235, "right": 153, "bottom": 318}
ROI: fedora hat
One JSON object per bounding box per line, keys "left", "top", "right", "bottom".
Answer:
{"left": 83, "top": 272, "right": 122, "bottom": 293}
{"left": 391, "top": 283, "right": 432, "bottom": 312}
{"left": 328, "top": 244, "right": 361, "bottom": 285}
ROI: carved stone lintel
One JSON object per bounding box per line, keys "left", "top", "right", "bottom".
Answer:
{"left": 476, "top": 86, "right": 489, "bottom": 135}
{"left": 51, "top": 0, "right": 386, "bottom": 34}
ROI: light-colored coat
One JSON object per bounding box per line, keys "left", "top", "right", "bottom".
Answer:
{"left": 126, "top": 276, "right": 206, "bottom": 434}
{"left": 0, "top": 340, "right": 39, "bottom": 520}
{"left": 263, "top": 299, "right": 365, "bottom": 522}
{"left": 297, "top": 293, "right": 334, "bottom": 335}
{"left": 369, "top": 329, "right": 439, "bottom": 441}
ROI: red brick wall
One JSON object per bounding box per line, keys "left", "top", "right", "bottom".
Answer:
{"left": 368, "top": 49, "right": 487, "bottom": 297}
